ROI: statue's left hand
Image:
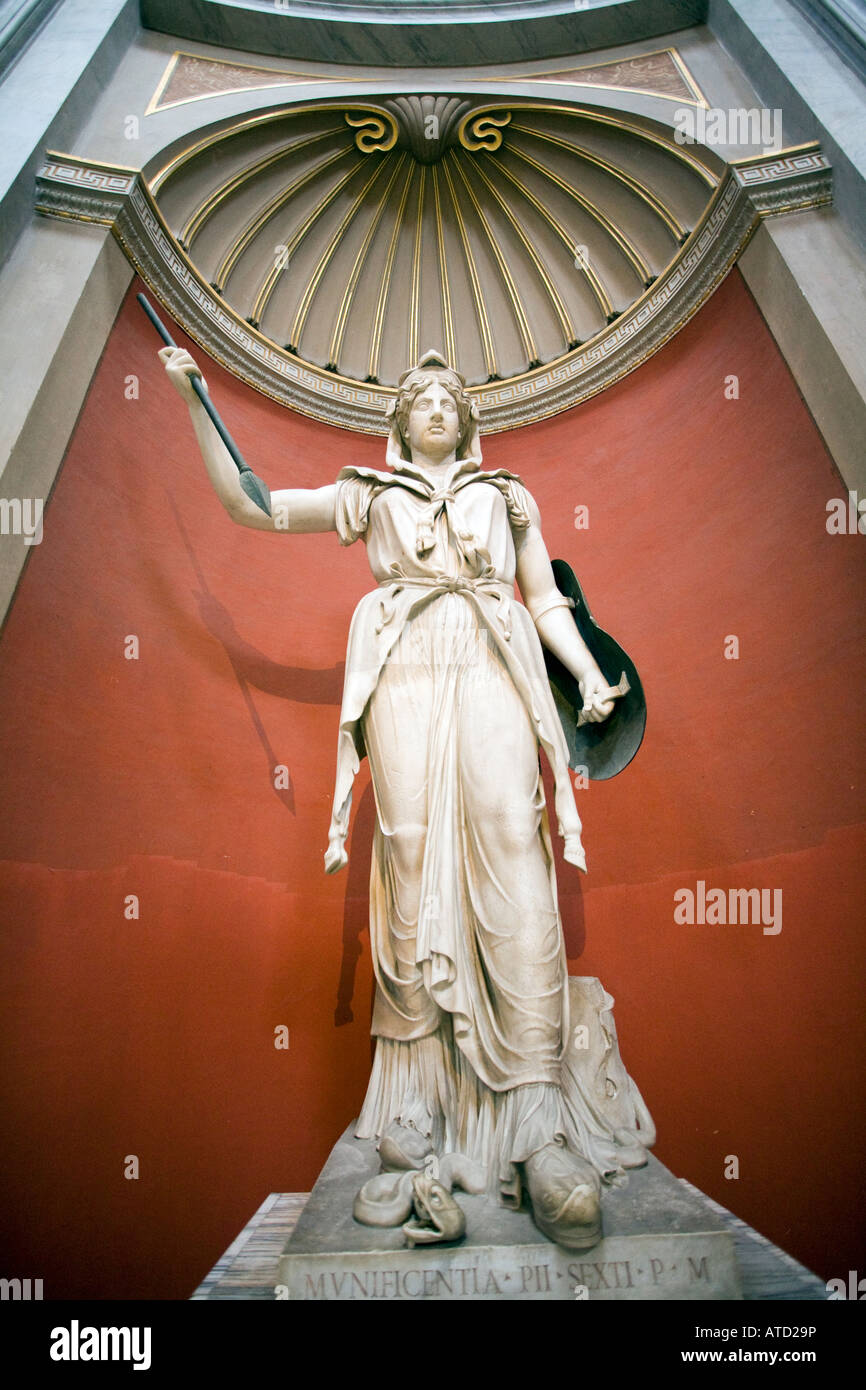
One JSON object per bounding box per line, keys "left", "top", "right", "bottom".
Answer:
{"left": 578, "top": 671, "right": 616, "bottom": 724}
{"left": 324, "top": 837, "right": 348, "bottom": 874}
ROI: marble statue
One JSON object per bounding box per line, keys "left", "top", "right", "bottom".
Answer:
{"left": 161, "top": 344, "right": 643, "bottom": 1252}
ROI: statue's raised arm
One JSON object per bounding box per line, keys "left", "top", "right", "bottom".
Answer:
{"left": 159, "top": 345, "right": 337, "bottom": 535}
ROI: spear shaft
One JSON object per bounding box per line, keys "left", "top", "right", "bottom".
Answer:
{"left": 137, "top": 292, "right": 272, "bottom": 517}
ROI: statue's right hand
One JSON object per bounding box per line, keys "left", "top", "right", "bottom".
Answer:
{"left": 159, "top": 345, "right": 207, "bottom": 406}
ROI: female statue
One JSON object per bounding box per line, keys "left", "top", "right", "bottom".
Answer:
{"left": 161, "top": 344, "right": 619, "bottom": 1251}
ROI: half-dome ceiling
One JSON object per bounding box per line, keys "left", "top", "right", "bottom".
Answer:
{"left": 150, "top": 97, "right": 719, "bottom": 389}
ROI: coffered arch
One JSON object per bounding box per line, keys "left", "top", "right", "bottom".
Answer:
{"left": 146, "top": 96, "right": 720, "bottom": 390}
{"left": 36, "top": 88, "right": 830, "bottom": 431}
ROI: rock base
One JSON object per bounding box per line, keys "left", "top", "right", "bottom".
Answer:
{"left": 277, "top": 1127, "right": 741, "bottom": 1301}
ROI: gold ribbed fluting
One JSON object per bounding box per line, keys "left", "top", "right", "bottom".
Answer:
{"left": 148, "top": 98, "right": 719, "bottom": 388}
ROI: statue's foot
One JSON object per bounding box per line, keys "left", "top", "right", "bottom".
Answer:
{"left": 377, "top": 1120, "right": 434, "bottom": 1172}
{"left": 522, "top": 1141, "right": 602, "bottom": 1251}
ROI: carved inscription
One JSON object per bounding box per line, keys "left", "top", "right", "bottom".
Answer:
{"left": 284, "top": 1236, "right": 737, "bottom": 1300}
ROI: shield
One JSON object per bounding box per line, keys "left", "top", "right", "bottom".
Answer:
{"left": 543, "top": 560, "right": 646, "bottom": 780}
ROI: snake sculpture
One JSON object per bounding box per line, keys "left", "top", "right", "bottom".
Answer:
{"left": 353, "top": 1152, "right": 486, "bottom": 1247}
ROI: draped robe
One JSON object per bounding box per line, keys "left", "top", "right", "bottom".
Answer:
{"left": 328, "top": 455, "right": 601, "bottom": 1197}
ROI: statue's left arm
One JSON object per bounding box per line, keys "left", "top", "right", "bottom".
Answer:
{"left": 513, "top": 496, "right": 615, "bottom": 725}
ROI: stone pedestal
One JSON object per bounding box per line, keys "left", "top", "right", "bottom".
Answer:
{"left": 276, "top": 1128, "right": 742, "bottom": 1301}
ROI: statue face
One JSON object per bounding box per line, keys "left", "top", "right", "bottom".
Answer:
{"left": 406, "top": 380, "right": 460, "bottom": 461}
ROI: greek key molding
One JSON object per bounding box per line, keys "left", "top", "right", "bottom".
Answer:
{"left": 35, "top": 145, "right": 831, "bottom": 434}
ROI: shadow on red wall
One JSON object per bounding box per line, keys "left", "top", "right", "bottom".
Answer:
{"left": 0, "top": 271, "right": 864, "bottom": 1297}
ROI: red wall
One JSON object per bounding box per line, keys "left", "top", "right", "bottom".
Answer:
{"left": 1, "top": 271, "right": 864, "bottom": 1298}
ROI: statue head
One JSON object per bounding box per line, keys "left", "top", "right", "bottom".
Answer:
{"left": 386, "top": 350, "right": 481, "bottom": 468}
